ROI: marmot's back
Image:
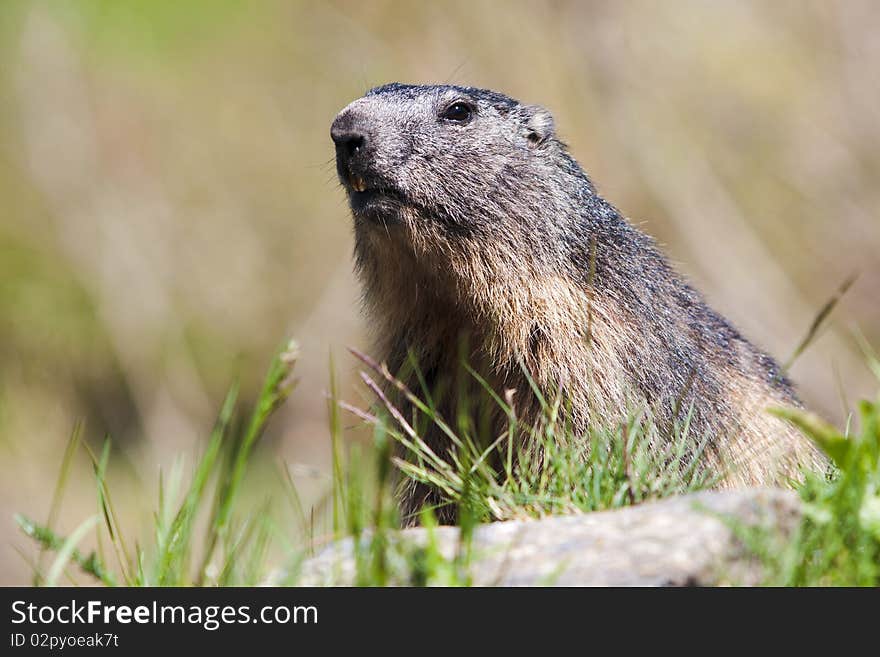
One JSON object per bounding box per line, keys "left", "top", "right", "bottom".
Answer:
{"left": 331, "top": 83, "right": 826, "bottom": 522}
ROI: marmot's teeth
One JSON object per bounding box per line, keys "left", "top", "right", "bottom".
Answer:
{"left": 351, "top": 175, "right": 366, "bottom": 192}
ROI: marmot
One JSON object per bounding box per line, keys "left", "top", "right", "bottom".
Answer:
{"left": 331, "top": 83, "right": 825, "bottom": 523}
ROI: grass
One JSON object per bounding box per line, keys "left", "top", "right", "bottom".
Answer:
{"left": 14, "top": 339, "right": 880, "bottom": 587}
{"left": 17, "top": 339, "right": 300, "bottom": 586}
{"left": 752, "top": 391, "right": 880, "bottom": 585}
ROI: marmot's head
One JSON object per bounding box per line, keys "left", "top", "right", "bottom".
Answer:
{"left": 331, "top": 84, "right": 586, "bottom": 244}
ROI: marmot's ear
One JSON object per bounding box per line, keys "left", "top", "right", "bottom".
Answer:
{"left": 524, "top": 105, "right": 555, "bottom": 146}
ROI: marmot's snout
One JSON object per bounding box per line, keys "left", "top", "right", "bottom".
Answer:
{"left": 330, "top": 104, "right": 406, "bottom": 220}
{"left": 331, "top": 110, "right": 374, "bottom": 193}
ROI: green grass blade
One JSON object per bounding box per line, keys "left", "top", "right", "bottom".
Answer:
{"left": 45, "top": 515, "right": 99, "bottom": 587}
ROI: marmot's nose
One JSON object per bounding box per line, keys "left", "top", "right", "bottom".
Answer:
{"left": 331, "top": 113, "right": 370, "bottom": 167}
{"left": 332, "top": 129, "right": 365, "bottom": 159}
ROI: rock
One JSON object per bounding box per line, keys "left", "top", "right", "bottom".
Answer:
{"left": 283, "top": 488, "right": 801, "bottom": 586}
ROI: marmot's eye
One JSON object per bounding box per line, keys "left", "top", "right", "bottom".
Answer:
{"left": 440, "top": 102, "right": 474, "bottom": 123}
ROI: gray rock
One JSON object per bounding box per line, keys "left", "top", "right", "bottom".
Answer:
{"left": 282, "top": 489, "right": 800, "bottom": 586}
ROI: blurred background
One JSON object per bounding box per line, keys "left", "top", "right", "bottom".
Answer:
{"left": 1, "top": 0, "right": 878, "bottom": 584}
